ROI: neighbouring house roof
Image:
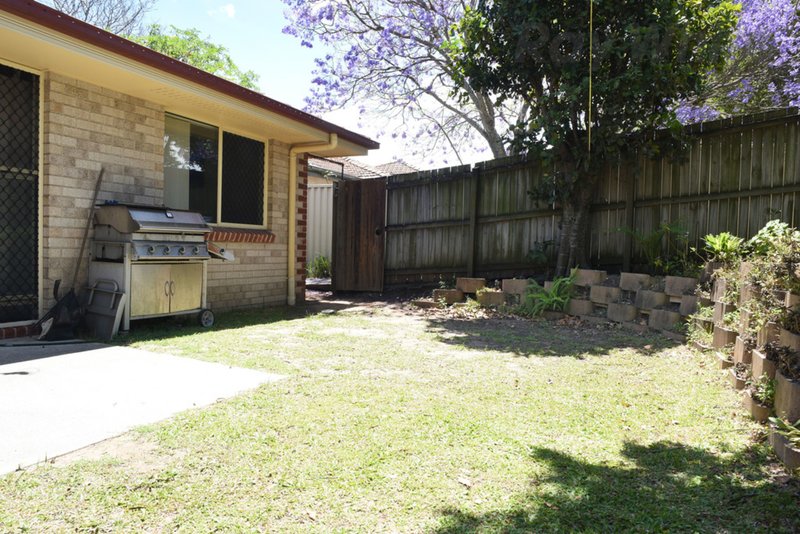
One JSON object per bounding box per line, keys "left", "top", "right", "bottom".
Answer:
{"left": 308, "top": 156, "right": 418, "bottom": 180}
{"left": 373, "top": 161, "right": 418, "bottom": 176}
{"left": 0, "top": 0, "right": 378, "bottom": 153}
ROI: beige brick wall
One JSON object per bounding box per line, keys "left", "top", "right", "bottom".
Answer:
{"left": 42, "top": 72, "right": 163, "bottom": 309}
{"left": 206, "top": 140, "right": 291, "bottom": 312}
{"left": 39, "top": 73, "right": 296, "bottom": 316}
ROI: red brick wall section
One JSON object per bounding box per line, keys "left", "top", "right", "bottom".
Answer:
{"left": 0, "top": 324, "right": 38, "bottom": 340}
{"left": 296, "top": 154, "right": 309, "bottom": 302}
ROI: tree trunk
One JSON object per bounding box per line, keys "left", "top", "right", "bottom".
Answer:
{"left": 555, "top": 173, "right": 600, "bottom": 277}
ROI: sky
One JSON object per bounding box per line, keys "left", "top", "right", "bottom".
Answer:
{"left": 143, "top": 0, "right": 406, "bottom": 165}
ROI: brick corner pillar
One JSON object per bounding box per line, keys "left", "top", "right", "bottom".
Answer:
{"left": 295, "top": 154, "right": 309, "bottom": 303}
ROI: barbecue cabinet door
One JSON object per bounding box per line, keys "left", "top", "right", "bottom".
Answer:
{"left": 168, "top": 263, "right": 203, "bottom": 313}
{"left": 130, "top": 264, "right": 171, "bottom": 317}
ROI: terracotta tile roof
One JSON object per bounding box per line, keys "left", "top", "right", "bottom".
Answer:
{"left": 308, "top": 157, "right": 419, "bottom": 180}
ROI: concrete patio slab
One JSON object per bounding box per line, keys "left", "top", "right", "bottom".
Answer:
{"left": 0, "top": 342, "right": 282, "bottom": 474}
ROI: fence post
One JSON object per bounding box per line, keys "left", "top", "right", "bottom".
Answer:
{"left": 622, "top": 165, "right": 636, "bottom": 272}
{"left": 467, "top": 170, "right": 480, "bottom": 277}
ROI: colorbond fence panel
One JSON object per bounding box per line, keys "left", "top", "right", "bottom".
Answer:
{"left": 380, "top": 109, "right": 800, "bottom": 285}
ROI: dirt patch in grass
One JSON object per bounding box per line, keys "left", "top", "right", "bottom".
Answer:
{"left": 49, "top": 434, "right": 181, "bottom": 474}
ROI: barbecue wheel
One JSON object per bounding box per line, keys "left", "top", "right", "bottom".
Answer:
{"left": 198, "top": 309, "right": 214, "bottom": 327}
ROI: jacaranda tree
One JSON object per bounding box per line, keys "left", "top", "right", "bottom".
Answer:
{"left": 450, "top": 0, "right": 738, "bottom": 274}
{"left": 281, "top": 0, "right": 529, "bottom": 164}
{"left": 678, "top": 0, "right": 800, "bottom": 123}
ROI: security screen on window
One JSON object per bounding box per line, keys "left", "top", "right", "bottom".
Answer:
{"left": 222, "top": 132, "right": 264, "bottom": 225}
{"left": 164, "top": 114, "right": 218, "bottom": 222}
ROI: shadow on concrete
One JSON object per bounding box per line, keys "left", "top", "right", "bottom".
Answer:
{"left": 424, "top": 316, "right": 676, "bottom": 359}
{"left": 434, "top": 441, "right": 800, "bottom": 532}
{"left": 0, "top": 342, "right": 105, "bottom": 367}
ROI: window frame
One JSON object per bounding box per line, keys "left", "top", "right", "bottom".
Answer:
{"left": 165, "top": 112, "right": 269, "bottom": 229}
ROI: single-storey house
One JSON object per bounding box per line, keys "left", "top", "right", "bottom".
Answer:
{"left": 0, "top": 0, "right": 378, "bottom": 336}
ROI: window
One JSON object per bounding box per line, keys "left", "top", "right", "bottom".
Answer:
{"left": 164, "top": 114, "right": 266, "bottom": 226}
{"left": 222, "top": 132, "right": 264, "bottom": 225}
{"left": 164, "top": 115, "right": 218, "bottom": 222}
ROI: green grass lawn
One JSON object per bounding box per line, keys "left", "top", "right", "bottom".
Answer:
{"left": 1, "top": 302, "right": 799, "bottom": 532}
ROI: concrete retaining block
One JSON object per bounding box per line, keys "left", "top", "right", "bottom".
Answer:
{"left": 502, "top": 279, "right": 529, "bottom": 297}
{"left": 607, "top": 303, "right": 638, "bottom": 323}
{"left": 713, "top": 302, "right": 737, "bottom": 324}
{"left": 712, "top": 325, "right": 738, "bottom": 348}
{"left": 775, "top": 372, "right": 800, "bottom": 423}
{"left": 619, "top": 273, "right": 651, "bottom": 292}
{"left": 649, "top": 309, "right": 681, "bottom": 331}
{"left": 477, "top": 291, "right": 505, "bottom": 307}
{"left": 567, "top": 299, "right": 594, "bottom": 316}
{"left": 665, "top": 276, "right": 698, "bottom": 297}
{"left": 432, "top": 289, "right": 465, "bottom": 305}
{"left": 635, "top": 290, "right": 668, "bottom": 310}
{"left": 733, "top": 336, "right": 752, "bottom": 364}
{"left": 573, "top": 269, "right": 607, "bottom": 287}
{"left": 589, "top": 285, "right": 621, "bottom": 305}
{"left": 757, "top": 322, "right": 780, "bottom": 347}
{"left": 752, "top": 349, "right": 777, "bottom": 380}
{"left": 779, "top": 328, "right": 800, "bottom": 351}
{"left": 679, "top": 295, "right": 699, "bottom": 316}
{"left": 456, "top": 277, "right": 486, "bottom": 294}
{"left": 712, "top": 279, "right": 727, "bottom": 302}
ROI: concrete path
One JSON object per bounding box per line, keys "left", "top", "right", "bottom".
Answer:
{"left": 0, "top": 342, "right": 282, "bottom": 474}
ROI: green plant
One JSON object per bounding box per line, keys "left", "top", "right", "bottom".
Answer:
{"left": 526, "top": 240, "right": 555, "bottom": 268}
{"left": 621, "top": 221, "right": 699, "bottom": 276}
{"left": 438, "top": 275, "right": 455, "bottom": 290}
{"left": 476, "top": 286, "right": 501, "bottom": 296}
{"left": 747, "top": 220, "right": 800, "bottom": 256}
{"left": 722, "top": 309, "right": 740, "bottom": 330}
{"left": 748, "top": 375, "right": 775, "bottom": 406}
{"left": 306, "top": 255, "right": 332, "bottom": 278}
{"left": 694, "top": 304, "right": 713, "bottom": 321}
{"left": 516, "top": 271, "right": 576, "bottom": 317}
{"left": 768, "top": 417, "right": 800, "bottom": 448}
{"left": 702, "top": 232, "right": 743, "bottom": 264}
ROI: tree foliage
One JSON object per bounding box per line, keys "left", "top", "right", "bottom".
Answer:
{"left": 131, "top": 25, "right": 260, "bottom": 90}
{"left": 46, "top": 0, "right": 154, "bottom": 35}
{"left": 450, "top": 0, "right": 738, "bottom": 273}
{"left": 281, "top": 0, "right": 528, "bottom": 164}
{"left": 679, "top": 0, "right": 800, "bottom": 123}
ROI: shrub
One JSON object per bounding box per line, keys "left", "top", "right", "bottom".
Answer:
{"left": 702, "top": 232, "right": 743, "bottom": 264}
{"left": 516, "top": 270, "right": 576, "bottom": 317}
{"left": 307, "top": 255, "right": 331, "bottom": 278}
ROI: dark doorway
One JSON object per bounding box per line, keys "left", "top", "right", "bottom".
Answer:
{"left": 0, "top": 65, "right": 39, "bottom": 323}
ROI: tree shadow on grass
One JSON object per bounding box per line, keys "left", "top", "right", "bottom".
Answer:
{"left": 435, "top": 441, "right": 800, "bottom": 533}
{"left": 426, "top": 316, "right": 677, "bottom": 359}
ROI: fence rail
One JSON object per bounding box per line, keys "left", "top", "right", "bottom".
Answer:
{"left": 380, "top": 108, "right": 800, "bottom": 285}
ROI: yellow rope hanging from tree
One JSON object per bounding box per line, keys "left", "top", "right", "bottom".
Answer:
{"left": 588, "top": 0, "right": 594, "bottom": 155}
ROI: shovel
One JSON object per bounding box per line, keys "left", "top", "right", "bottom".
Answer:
{"left": 36, "top": 168, "right": 105, "bottom": 340}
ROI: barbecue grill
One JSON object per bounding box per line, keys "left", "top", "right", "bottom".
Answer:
{"left": 88, "top": 204, "right": 215, "bottom": 332}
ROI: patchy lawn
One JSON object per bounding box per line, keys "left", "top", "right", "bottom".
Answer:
{"left": 1, "top": 298, "right": 798, "bottom": 532}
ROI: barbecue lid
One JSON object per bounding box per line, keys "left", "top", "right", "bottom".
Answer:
{"left": 94, "top": 204, "right": 211, "bottom": 234}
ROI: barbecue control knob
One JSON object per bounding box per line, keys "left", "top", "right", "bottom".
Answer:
{"left": 192, "top": 246, "right": 200, "bottom": 255}
{"left": 178, "top": 246, "right": 186, "bottom": 255}
{"left": 163, "top": 246, "right": 171, "bottom": 255}
{"left": 147, "top": 245, "right": 155, "bottom": 255}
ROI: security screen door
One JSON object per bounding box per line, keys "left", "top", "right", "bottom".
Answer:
{"left": 0, "top": 64, "right": 39, "bottom": 323}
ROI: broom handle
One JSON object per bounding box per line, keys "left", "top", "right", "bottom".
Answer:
{"left": 71, "top": 167, "right": 104, "bottom": 291}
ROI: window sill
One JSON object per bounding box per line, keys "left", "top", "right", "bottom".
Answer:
{"left": 207, "top": 226, "right": 276, "bottom": 244}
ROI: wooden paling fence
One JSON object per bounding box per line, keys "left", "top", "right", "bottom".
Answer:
{"left": 380, "top": 108, "right": 800, "bottom": 285}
